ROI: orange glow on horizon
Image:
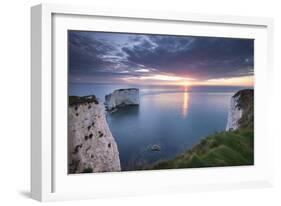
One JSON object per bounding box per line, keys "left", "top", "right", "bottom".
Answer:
{"left": 138, "top": 74, "right": 187, "bottom": 81}
{"left": 178, "top": 81, "right": 192, "bottom": 86}
{"left": 196, "top": 75, "right": 254, "bottom": 87}
{"left": 123, "top": 74, "right": 194, "bottom": 84}
{"left": 122, "top": 74, "right": 253, "bottom": 87}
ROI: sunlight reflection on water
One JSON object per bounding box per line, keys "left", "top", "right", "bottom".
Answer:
{"left": 182, "top": 87, "right": 190, "bottom": 118}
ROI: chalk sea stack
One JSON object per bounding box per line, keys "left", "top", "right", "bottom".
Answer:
{"left": 105, "top": 88, "right": 140, "bottom": 111}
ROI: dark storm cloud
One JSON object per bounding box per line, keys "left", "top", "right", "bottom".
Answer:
{"left": 68, "top": 31, "right": 254, "bottom": 83}
{"left": 69, "top": 32, "right": 115, "bottom": 71}
{"left": 68, "top": 31, "right": 147, "bottom": 83}
{"left": 122, "top": 35, "right": 254, "bottom": 79}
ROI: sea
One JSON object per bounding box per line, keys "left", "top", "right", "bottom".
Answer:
{"left": 69, "top": 83, "right": 251, "bottom": 170}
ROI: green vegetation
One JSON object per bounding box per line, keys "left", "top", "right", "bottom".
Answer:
{"left": 115, "top": 88, "right": 138, "bottom": 92}
{"left": 151, "top": 128, "right": 254, "bottom": 169}
{"left": 69, "top": 95, "right": 99, "bottom": 106}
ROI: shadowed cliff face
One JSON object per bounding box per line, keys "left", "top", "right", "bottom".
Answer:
{"left": 68, "top": 95, "right": 121, "bottom": 174}
{"left": 226, "top": 89, "right": 254, "bottom": 131}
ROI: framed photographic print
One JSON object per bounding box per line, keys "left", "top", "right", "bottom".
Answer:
{"left": 31, "top": 3, "right": 274, "bottom": 201}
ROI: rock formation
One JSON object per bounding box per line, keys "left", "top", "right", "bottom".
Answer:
{"left": 68, "top": 95, "right": 121, "bottom": 174}
{"left": 226, "top": 89, "right": 254, "bottom": 131}
{"left": 105, "top": 88, "right": 139, "bottom": 111}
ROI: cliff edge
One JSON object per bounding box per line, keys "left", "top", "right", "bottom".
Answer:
{"left": 226, "top": 89, "right": 254, "bottom": 131}
{"left": 68, "top": 96, "right": 121, "bottom": 173}
{"left": 105, "top": 88, "right": 139, "bottom": 111}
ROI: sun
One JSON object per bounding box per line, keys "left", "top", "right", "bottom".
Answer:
{"left": 179, "top": 81, "right": 190, "bottom": 87}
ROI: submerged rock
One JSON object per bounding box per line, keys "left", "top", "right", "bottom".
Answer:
{"left": 105, "top": 88, "right": 140, "bottom": 111}
{"left": 68, "top": 95, "right": 121, "bottom": 174}
{"left": 226, "top": 89, "right": 254, "bottom": 131}
{"left": 150, "top": 144, "right": 161, "bottom": 152}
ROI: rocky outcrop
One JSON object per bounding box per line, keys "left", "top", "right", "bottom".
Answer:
{"left": 226, "top": 89, "right": 254, "bottom": 131}
{"left": 68, "top": 95, "right": 121, "bottom": 174}
{"left": 226, "top": 94, "right": 242, "bottom": 131}
{"left": 105, "top": 88, "right": 139, "bottom": 111}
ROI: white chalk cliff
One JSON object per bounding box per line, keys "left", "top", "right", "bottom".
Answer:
{"left": 226, "top": 94, "right": 243, "bottom": 131}
{"left": 68, "top": 96, "right": 121, "bottom": 173}
{"left": 226, "top": 89, "right": 254, "bottom": 131}
{"left": 105, "top": 88, "right": 140, "bottom": 110}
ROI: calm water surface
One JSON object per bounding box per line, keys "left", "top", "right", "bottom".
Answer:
{"left": 69, "top": 83, "right": 249, "bottom": 170}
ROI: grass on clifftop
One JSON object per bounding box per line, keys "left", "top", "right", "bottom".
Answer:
{"left": 69, "top": 95, "right": 99, "bottom": 106}
{"left": 151, "top": 128, "right": 254, "bottom": 170}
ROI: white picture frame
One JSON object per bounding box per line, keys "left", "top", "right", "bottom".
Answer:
{"left": 31, "top": 3, "right": 274, "bottom": 202}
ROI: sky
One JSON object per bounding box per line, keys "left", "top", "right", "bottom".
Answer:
{"left": 68, "top": 31, "right": 254, "bottom": 87}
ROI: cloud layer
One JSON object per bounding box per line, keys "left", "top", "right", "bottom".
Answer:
{"left": 68, "top": 31, "right": 254, "bottom": 84}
